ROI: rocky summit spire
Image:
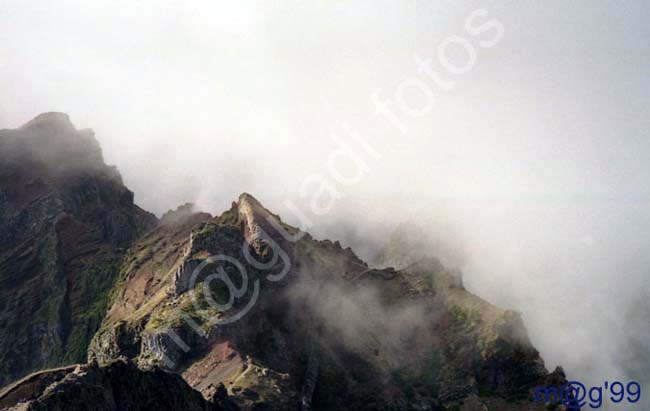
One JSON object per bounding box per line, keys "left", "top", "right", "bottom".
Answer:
{"left": 237, "top": 192, "right": 276, "bottom": 238}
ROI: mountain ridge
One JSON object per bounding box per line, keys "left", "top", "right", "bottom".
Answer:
{"left": 0, "top": 114, "right": 568, "bottom": 411}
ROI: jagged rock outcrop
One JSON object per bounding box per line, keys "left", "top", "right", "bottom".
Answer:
{"left": 0, "top": 113, "right": 157, "bottom": 388}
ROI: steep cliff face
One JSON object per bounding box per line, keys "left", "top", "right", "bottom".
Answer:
{"left": 0, "top": 113, "right": 157, "bottom": 388}
{"left": 89, "top": 193, "right": 561, "bottom": 411}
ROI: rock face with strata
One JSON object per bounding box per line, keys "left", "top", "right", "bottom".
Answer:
{"left": 0, "top": 113, "right": 157, "bottom": 388}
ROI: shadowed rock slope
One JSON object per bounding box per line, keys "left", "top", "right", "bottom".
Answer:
{"left": 0, "top": 113, "right": 157, "bottom": 388}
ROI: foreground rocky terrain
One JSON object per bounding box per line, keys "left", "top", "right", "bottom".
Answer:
{"left": 0, "top": 360, "right": 231, "bottom": 411}
{"left": 0, "top": 114, "right": 569, "bottom": 410}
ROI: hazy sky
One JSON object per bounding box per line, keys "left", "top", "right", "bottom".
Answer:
{"left": 1, "top": 1, "right": 649, "bottom": 407}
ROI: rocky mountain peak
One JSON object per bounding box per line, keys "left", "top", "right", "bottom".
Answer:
{"left": 235, "top": 193, "right": 277, "bottom": 223}
{"left": 84, "top": 188, "right": 561, "bottom": 411}
{"left": 236, "top": 193, "right": 278, "bottom": 242}
{"left": 19, "top": 111, "right": 75, "bottom": 132}
{"left": 1, "top": 112, "right": 105, "bottom": 176}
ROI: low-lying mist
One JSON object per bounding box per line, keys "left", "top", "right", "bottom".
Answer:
{"left": 288, "top": 276, "right": 433, "bottom": 373}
